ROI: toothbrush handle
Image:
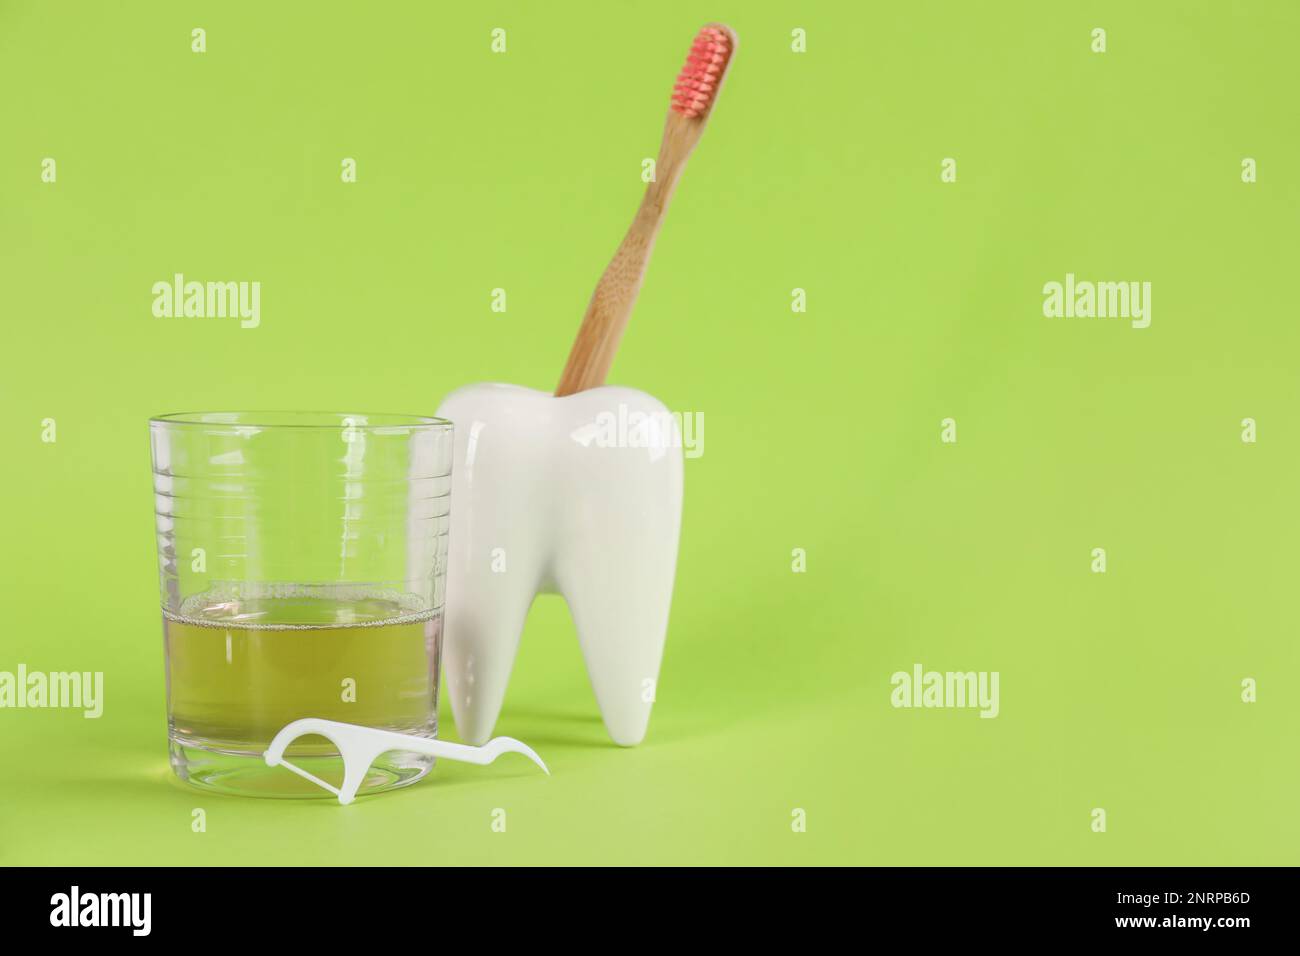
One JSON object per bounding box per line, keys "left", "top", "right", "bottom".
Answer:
{"left": 555, "top": 112, "right": 705, "bottom": 396}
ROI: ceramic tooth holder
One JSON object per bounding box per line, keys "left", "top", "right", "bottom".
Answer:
{"left": 433, "top": 26, "right": 737, "bottom": 749}
{"left": 435, "top": 384, "right": 683, "bottom": 746}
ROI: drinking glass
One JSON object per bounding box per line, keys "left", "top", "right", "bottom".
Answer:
{"left": 150, "top": 411, "right": 452, "bottom": 797}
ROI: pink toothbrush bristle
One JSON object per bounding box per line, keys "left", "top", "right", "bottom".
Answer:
{"left": 671, "top": 26, "right": 732, "bottom": 117}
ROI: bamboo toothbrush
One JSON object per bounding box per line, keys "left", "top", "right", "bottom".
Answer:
{"left": 555, "top": 23, "right": 737, "bottom": 396}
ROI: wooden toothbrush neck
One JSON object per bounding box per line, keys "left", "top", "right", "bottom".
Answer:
{"left": 553, "top": 111, "right": 716, "bottom": 396}
{"left": 644, "top": 114, "right": 705, "bottom": 214}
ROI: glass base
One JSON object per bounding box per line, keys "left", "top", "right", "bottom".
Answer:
{"left": 169, "top": 737, "right": 434, "bottom": 799}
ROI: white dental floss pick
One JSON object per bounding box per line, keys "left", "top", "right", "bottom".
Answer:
{"left": 263, "top": 717, "right": 548, "bottom": 805}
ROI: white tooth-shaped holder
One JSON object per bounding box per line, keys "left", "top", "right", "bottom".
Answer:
{"left": 436, "top": 383, "right": 684, "bottom": 747}
{"left": 264, "top": 718, "right": 548, "bottom": 805}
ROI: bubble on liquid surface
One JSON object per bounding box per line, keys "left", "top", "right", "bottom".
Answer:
{"left": 170, "top": 582, "right": 436, "bottom": 630}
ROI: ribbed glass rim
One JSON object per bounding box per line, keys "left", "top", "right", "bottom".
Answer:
{"left": 150, "top": 410, "right": 452, "bottom": 431}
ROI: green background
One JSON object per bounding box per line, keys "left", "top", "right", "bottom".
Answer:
{"left": 2, "top": 1, "right": 1297, "bottom": 865}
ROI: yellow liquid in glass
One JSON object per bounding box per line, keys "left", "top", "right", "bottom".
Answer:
{"left": 164, "top": 588, "right": 439, "bottom": 795}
